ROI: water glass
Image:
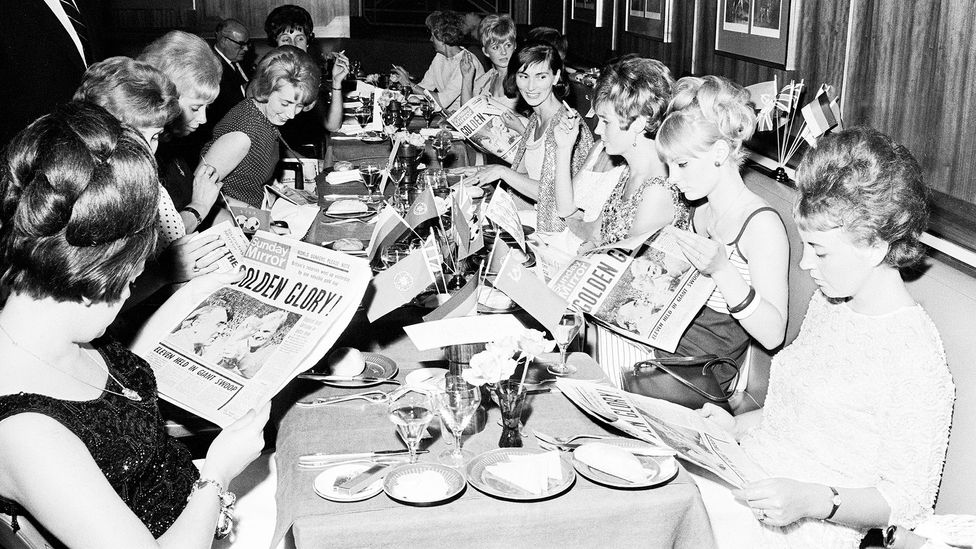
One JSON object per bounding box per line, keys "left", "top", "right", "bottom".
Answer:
{"left": 435, "top": 375, "right": 481, "bottom": 467}
{"left": 421, "top": 101, "right": 436, "bottom": 128}
{"left": 359, "top": 162, "right": 382, "bottom": 201}
{"left": 380, "top": 242, "right": 411, "bottom": 269}
{"left": 548, "top": 309, "right": 584, "bottom": 376}
{"left": 387, "top": 388, "right": 434, "bottom": 463}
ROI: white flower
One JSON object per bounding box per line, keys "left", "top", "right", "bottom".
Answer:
{"left": 462, "top": 348, "right": 518, "bottom": 386}
{"left": 486, "top": 336, "right": 518, "bottom": 358}
{"left": 517, "top": 329, "right": 553, "bottom": 361}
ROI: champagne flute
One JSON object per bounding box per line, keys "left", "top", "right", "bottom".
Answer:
{"left": 387, "top": 388, "right": 434, "bottom": 463}
{"left": 548, "top": 309, "right": 584, "bottom": 376}
{"left": 421, "top": 101, "right": 436, "bottom": 128}
{"left": 435, "top": 375, "right": 481, "bottom": 467}
{"left": 355, "top": 106, "right": 371, "bottom": 131}
{"left": 358, "top": 162, "right": 381, "bottom": 202}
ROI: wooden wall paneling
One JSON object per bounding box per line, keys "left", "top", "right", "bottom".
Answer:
{"left": 198, "top": 1, "right": 350, "bottom": 38}
{"left": 566, "top": 0, "right": 617, "bottom": 65}
{"left": 616, "top": 0, "right": 696, "bottom": 76}
{"left": 531, "top": 0, "right": 565, "bottom": 30}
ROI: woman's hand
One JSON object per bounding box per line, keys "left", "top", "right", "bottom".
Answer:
{"left": 460, "top": 50, "right": 476, "bottom": 81}
{"left": 331, "top": 52, "right": 350, "bottom": 82}
{"left": 732, "top": 479, "right": 829, "bottom": 527}
{"left": 499, "top": 109, "right": 526, "bottom": 133}
{"left": 162, "top": 233, "right": 229, "bottom": 283}
{"left": 189, "top": 162, "right": 220, "bottom": 216}
{"left": 672, "top": 228, "right": 731, "bottom": 276}
{"left": 468, "top": 165, "right": 513, "bottom": 187}
{"left": 697, "top": 402, "right": 736, "bottom": 433}
{"left": 391, "top": 65, "right": 414, "bottom": 89}
{"left": 200, "top": 401, "right": 272, "bottom": 486}
{"left": 553, "top": 111, "right": 581, "bottom": 151}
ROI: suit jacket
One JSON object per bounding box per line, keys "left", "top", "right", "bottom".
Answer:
{"left": 208, "top": 48, "right": 249, "bottom": 130}
{"left": 0, "top": 0, "right": 106, "bottom": 149}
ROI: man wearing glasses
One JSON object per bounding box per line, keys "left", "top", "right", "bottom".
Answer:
{"left": 209, "top": 18, "right": 251, "bottom": 130}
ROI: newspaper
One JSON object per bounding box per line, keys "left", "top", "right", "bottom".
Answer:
{"left": 132, "top": 227, "right": 371, "bottom": 427}
{"left": 547, "top": 226, "right": 715, "bottom": 353}
{"left": 447, "top": 94, "right": 522, "bottom": 164}
{"left": 557, "top": 379, "right": 766, "bottom": 487}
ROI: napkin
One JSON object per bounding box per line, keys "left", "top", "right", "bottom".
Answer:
{"left": 485, "top": 451, "right": 562, "bottom": 495}
{"left": 419, "top": 128, "right": 464, "bottom": 140}
{"left": 393, "top": 470, "right": 450, "bottom": 500}
{"left": 268, "top": 197, "right": 319, "bottom": 240}
{"left": 325, "top": 170, "right": 363, "bottom": 185}
{"left": 327, "top": 200, "right": 369, "bottom": 215}
{"left": 574, "top": 442, "right": 650, "bottom": 483}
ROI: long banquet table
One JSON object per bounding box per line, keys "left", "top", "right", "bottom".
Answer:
{"left": 270, "top": 305, "right": 717, "bottom": 548}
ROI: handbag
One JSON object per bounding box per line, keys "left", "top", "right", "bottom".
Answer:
{"left": 621, "top": 355, "right": 740, "bottom": 412}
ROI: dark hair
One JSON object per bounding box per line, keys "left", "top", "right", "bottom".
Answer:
{"left": 74, "top": 56, "right": 181, "bottom": 132}
{"left": 425, "top": 10, "right": 466, "bottom": 47}
{"left": 525, "top": 27, "right": 568, "bottom": 61}
{"left": 0, "top": 102, "right": 160, "bottom": 304}
{"left": 248, "top": 46, "right": 321, "bottom": 109}
{"left": 503, "top": 42, "right": 568, "bottom": 100}
{"left": 795, "top": 126, "right": 930, "bottom": 268}
{"left": 594, "top": 55, "right": 674, "bottom": 138}
{"left": 265, "top": 4, "right": 314, "bottom": 45}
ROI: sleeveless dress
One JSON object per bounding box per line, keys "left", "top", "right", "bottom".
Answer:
{"left": 0, "top": 338, "right": 199, "bottom": 537}
{"left": 204, "top": 99, "right": 280, "bottom": 207}
{"left": 598, "top": 168, "right": 690, "bottom": 244}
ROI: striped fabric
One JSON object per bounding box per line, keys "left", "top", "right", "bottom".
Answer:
{"left": 60, "top": 0, "right": 91, "bottom": 64}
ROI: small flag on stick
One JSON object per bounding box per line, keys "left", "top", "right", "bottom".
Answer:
{"left": 365, "top": 248, "right": 435, "bottom": 322}
{"left": 404, "top": 185, "right": 439, "bottom": 229}
{"left": 366, "top": 206, "right": 410, "bottom": 263}
{"left": 492, "top": 254, "right": 567, "bottom": 334}
{"left": 422, "top": 272, "right": 479, "bottom": 322}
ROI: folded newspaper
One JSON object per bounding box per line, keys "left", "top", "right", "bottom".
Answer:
{"left": 547, "top": 226, "right": 715, "bottom": 353}
{"left": 447, "top": 94, "right": 522, "bottom": 164}
{"left": 132, "top": 223, "right": 371, "bottom": 427}
{"left": 556, "top": 379, "right": 765, "bottom": 487}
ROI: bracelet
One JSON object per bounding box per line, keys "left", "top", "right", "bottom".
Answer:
{"left": 188, "top": 478, "right": 236, "bottom": 540}
{"left": 727, "top": 286, "right": 756, "bottom": 314}
{"left": 731, "top": 289, "right": 762, "bottom": 320}
{"left": 180, "top": 206, "right": 203, "bottom": 226}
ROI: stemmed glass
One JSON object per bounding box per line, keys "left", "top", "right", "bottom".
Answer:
{"left": 435, "top": 375, "right": 481, "bottom": 467}
{"left": 355, "top": 106, "right": 371, "bottom": 131}
{"left": 387, "top": 388, "right": 435, "bottom": 463}
{"left": 400, "top": 105, "right": 414, "bottom": 129}
{"left": 433, "top": 136, "right": 452, "bottom": 169}
{"left": 358, "top": 162, "right": 382, "bottom": 202}
{"left": 548, "top": 308, "right": 584, "bottom": 376}
{"left": 421, "top": 101, "right": 436, "bottom": 128}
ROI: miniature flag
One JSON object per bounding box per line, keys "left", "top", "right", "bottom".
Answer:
{"left": 485, "top": 187, "right": 527, "bottom": 251}
{"left": 801, "top": 84, "right": 840, "bottom": 137}
{"left": 421, "top": 232, "right": 446, "bottom": 292}
{"left": 404, "top": 185, "right": 439, "bottom": 229}
{"left": 745, "top": 79, "right": 778, "bottom": 131}
{"left": 452, "top": 200, "right": 472, "bottom": 258}
{"left": 423, "top": 272, "right": 479, "bottom": 322}
{"left": 776, "top": 80, "right": 804, "bottom": 114}
{"left": 365, "top": 248, "right": 435, "bottom": 322}
{"left": 379, "top": 134, "right": 403, "bottom": 195}
{"left": 366, "top": 206, "right": 410, "bottom": 263}
{"left": 492, "top": 253, "right": 567, "bottom": 334}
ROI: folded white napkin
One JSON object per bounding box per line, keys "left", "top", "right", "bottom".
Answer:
{"left": 574, "top": 166, "right": 625, "bottom": 222}
{"left": 326, "top": 170, "right": 363, "bottom": 185}
{"left": 485, "top": 451, "right": 562, "bottom": 495}
{"left": 393, "top": 470, "right": 449, "bottom": 500}
{"left": 269, "top": 199, "right": 319, "bottom": 240}
{"left": 574, "top": 442, "right": 650, "bottom": 483}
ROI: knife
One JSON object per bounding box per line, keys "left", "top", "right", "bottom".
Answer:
{"left": 556, "top": 442, "right": 676, "bottom": 456}
{"left": 300, "top": 449, "right": 423, "bottom": 460}
{"left": 298, "top": 373, "right": 401, "bottom": 385}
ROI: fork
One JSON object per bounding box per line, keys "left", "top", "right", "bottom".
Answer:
{"left": 297, "top": 390, "right": 390, "bottom": 407}
{"left": 533, "top": 430, "right": 613, "bottom": 447}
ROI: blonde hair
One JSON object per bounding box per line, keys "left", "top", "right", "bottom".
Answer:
{"left": 74, "top": 56, "right": 180, "bottom": 131}
{"left": 657, "top": 75, "right": 755, "bottom": 165}
{"left": 138, "top": 31, "right": 221, "bottom": 103}
{"left": 247, "top": 46, "right": 321, "bottom": 109}
{"left": 479, "top": 14, "right": 516, "bottom": 49}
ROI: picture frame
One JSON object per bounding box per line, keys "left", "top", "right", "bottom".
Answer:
{"left": 625, "top": 0, "right": 675, "bottom": 42}
{"left": 714, "top": 0, "right": 802, "bottom": 69}
{"left": 572, "top": 0, "right": 605, "bottom": 27}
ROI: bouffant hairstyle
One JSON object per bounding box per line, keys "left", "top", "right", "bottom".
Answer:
{"left": 503, "top": 42, "right": 568, "bottom": 100}
{"left": 138, "top": 31, "right": 221, "bottom": 103}
{"left": 656, "top": 75, "right": 756, "bottom": 165}
{"left": 794, "top": 127, "right": 930, "bottom": 268}
{"left": 526, "top": 27, "right": 568, "bottom": 62}
{"left": 593, "top": 55, "right": 674, "bottom": 138}
{"left": 0, "top": 102, "right": 160, "bottom": 304}
{"left": 74, "top": 56, "right": 181, "bottom": 133}
{"left": 247, "top": 46, "right": 321, "bottom": 110}
{"left": 479, "top": 14, "right": 516, "bottom": 49}
{"left": 265, "top": 4, "right": 314, "bottom": 45}
{"left": 426, "top": 11, "right": 466, "bottom": 47}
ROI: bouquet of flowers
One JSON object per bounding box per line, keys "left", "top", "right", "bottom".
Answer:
{"left": 376, "top": 89, "right": 405, "bottom": 111}
{"left": 394, "top": 130, "right": 426, "bottom": 148}
{"left": 462, "top": 329, "right": 553, "bottom": 387}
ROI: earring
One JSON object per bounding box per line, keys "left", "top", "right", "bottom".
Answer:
{"left": 714, "top": 161, "right": 721, "bottom": 167}
{"left": 632, "top": 133, "right": 638, "bottom": 148}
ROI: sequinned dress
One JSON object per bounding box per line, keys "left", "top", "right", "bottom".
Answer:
{"left": 598, "top": 168, "right": 690, "bottom": 244}
{"left": 0, "top": 338, "right": 199, "bottom": 537}
{"left": 204, "top": 99, "right": 280, "bottom": 207}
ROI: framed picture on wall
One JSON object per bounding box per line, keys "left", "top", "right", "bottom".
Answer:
{"left": 625, "top": 0, "right": 674, "bottom": 41}
{"left": 573, "top": 0, "right": 605, "bottom": 27}
{"left": 714, "top": 0, "right": 801, "bottom": 68}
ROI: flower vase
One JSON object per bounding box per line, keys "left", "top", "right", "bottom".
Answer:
{"left": 397, "top": 143, "right": 421, "bottom": 185}
{"left": 495, "top": 380, "right": 527, "bottom": 448}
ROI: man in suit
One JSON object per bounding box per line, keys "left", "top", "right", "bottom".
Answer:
{"left": 207, "top": 18, "right": 251, "bottom": 130}
{"left": 0, "top": 0, "right": 105, "bottom": 150}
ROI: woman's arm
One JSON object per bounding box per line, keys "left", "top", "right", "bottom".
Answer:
{"left": 470, "top": 165, "right": 541, "bottom": 201}
{"left": 324, "top": 53, "right": 350, "bottom": 132}
{"left": 733, "top": 480, "right": 891, "bottom": 528}
{"left": 201, "top": 132, "right": 250, "bottom": 182}
{"left": 628, "top": 184, "right": 676, "bottom": 238}
{"left": 552, "top": 113, "right": 581, "bottom": 218}
{"left": 180, "top": 162, "right": 220, "bottom": 233}
{"left": 459, "top": 51, "right": 477, "bottom": 107}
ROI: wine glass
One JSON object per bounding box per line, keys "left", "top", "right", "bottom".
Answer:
{"left": 400, "top": 105, "right": 414, "bottom": 128}
{"left": 387, "top": 388, "right": 434, "bottom": 463}
{"left": 355, "top": 106, "right": 371, "bottom": 131}
{"left": 548, "top": 308, "right": 584, "bottom": 376}
{"left": 421, "top": 101, "right": 436, "bottom": 128}
{"left": 358, "top": 162, "right": 381, "bottom": 202}
{"left": 435, "top": 375, "right": 481, "bottom": 467}
{"left": 380, "top": 242, "right": 411, "bottom": 269}
{"left": 433, "top": 137, "right": 452, "bottom": 169}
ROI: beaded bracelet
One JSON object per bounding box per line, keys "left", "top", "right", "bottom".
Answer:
{"left": 727, "top": 286, "right": 756, "bottom": 315}
{"left": 188, "top": 478, "right": 237, "bottom": 540}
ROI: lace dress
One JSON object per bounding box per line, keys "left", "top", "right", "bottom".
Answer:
{"left": 0, "top": 338, "right": 199, "bottom": 537}
{"left": 712, "top": 291, "right": 955, "bottom": 548}
{"left": 598, "top": 168, "right": 690, "bottom": 244}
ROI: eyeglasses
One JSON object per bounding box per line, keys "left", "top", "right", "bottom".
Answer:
{"left": 222, "top": 34, "right": 249, "bottom": 48}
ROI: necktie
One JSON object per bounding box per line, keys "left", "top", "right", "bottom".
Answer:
{"left": 60, "top": 0, "right": 92, "bottom": 65}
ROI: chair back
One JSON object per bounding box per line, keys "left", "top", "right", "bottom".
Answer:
{"left": 0, "top": 513, "right": 65, "bottom": 549}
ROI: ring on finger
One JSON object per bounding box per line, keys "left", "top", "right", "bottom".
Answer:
{"left": 755, "top": 508, "right": 767, "bottom": 521}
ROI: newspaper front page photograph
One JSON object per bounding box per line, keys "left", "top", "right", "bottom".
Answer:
{"left": 448, "top": 95, "right": 522, "bottom": 164}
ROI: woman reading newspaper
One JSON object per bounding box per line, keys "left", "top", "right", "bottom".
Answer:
{"left": 0, "top": 103, "right": 269, "bottom": 548}
{"left": 467, "top": 42, "right": 595, "bottom": 232}
{"left": 458, "top": 14, "right": 525, "bottom": 133}
{"left": 689, "top": 127, "right": 954, "bottom": 548}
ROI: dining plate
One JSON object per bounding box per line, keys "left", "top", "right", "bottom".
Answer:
{"left": 323, "top": 208, "right": 377, "bottom": 220}
{"left": 313, "top": 461, "right": 386, "bottom": 502}
{"left": 383, "top": 462, "right": 465, "bottom": 506}
{"left": 466, "top": 448, "right": 575, "bottom": 501}
{"left": 571, "top": 438, "right": 680, "bottom": 490}
{"left": 360, "top": 133, "right": 386, "bottom": 143}
{"left": 315, "top": 352, "right": 398, "bottom": 388}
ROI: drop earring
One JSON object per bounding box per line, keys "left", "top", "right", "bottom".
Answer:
{"left": 632, "top": 133, "right": 638, "bottom": 148}
{"left": 714, "top": 161, "right": 721, "bottom": 167}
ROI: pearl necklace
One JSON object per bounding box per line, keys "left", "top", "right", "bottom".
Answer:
{"left": 0, "top": 324, "right": 142, "bottom": 402}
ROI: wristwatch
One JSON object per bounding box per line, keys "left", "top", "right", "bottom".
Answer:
{"left": 825, "top": 486, "right": 842, "bottom": 520}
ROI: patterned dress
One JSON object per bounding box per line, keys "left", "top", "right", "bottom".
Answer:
{"left": 204, "top": 99, "right": 280, "bottom": 207}
{"left": 598, "top": 168, "right": 690, "bottom": 244}
{"left": 0, "top": 338, "right": 199, "bottom": 537}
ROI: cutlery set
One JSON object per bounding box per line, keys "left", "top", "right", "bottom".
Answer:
{"left": 298, "top": 449, "right": 427, "bottom": 469}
